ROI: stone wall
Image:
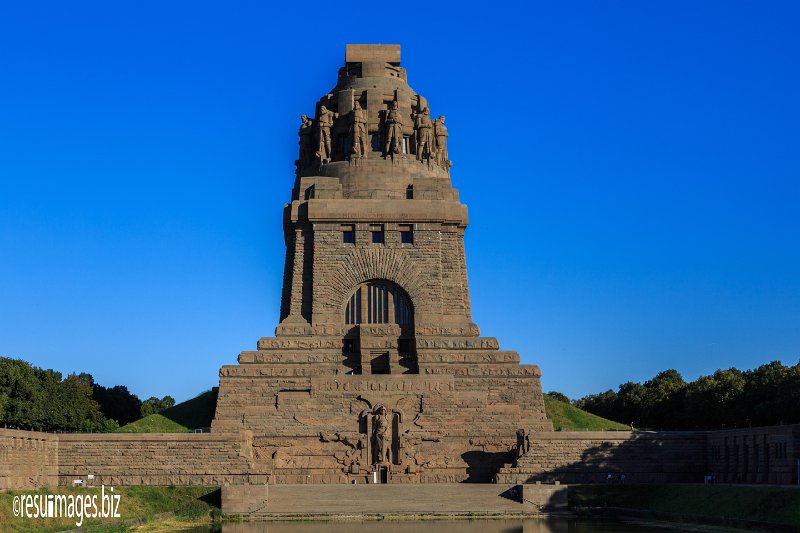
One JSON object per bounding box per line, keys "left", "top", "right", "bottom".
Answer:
{"left": 3, "top": 426, "right": 800, "bottom": 491}
{"left": 707, "top": 425, "right": 800, "bottom": 484}
{"left": 56, "top": 432, "right": 262, "bottom": 487}
{"left": 0, "top": 429, "right": 58, "bottom": 489}
{"left": 497, "top": 430, "right": 708, "bottom": 484}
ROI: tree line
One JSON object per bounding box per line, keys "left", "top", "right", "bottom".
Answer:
{"left": 0, "top": 357, "right": 175, "bottom": 432}
{"left": 569, "top": 360, "right": 800, "bottom": 429}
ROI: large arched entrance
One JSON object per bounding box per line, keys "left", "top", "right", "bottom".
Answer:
{"left": 342, "top": 280, "right": 416, "bottom": 374}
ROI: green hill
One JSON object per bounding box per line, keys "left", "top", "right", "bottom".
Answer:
{"left": 544, "top": 394, "right": 629, "bottom": 431}
{"left": 117, "top": 389, "right": 218, "bottom": 433}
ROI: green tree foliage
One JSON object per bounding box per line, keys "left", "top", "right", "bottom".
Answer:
{"left": 92, "top": 384, "right": 143, "bottom": 426}
{"left": 140, "top": 395, "right": 176, "bottom": 417}
{"left": 577, "top": 360, "right": 800, "bottom": 429}
{"left": 0, "top": 358, "right": 118, "bottom": 432}
{"left": 545, "top": 391, "right": 571, "bottom": 403}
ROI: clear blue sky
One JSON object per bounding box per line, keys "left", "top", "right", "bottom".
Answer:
{"left": 1, "top": 1, "right": 798, "bottom": 403}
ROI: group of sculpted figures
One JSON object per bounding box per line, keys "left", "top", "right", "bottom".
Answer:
{"left": 297, "top": 100, "right": 450, "bottom": 170}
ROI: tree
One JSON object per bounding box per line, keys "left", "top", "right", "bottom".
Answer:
{"left": 140, "top": 395, "right": 176, "bottom": 417}
{"left": 0, "top": 357, "right": 126, "bottom": 432}
{"left": 545, "top": 391, "right": 570, "bottom": 403}
{"left": 93, "top": 385, "right": 142, "bottom": 426}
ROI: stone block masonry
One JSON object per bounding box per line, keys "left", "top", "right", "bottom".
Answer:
{"left": 56, "top": 432, "right": 262, "bottom": 487}
{"left": 0, "top": 428, "right": 58, "bottom": 489}
{"left": 497, "top": 430, "right": 708, "bottom": 484}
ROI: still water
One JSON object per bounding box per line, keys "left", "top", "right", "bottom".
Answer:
{"left": 182, "top": 519, "right": 663, "bottom": 533}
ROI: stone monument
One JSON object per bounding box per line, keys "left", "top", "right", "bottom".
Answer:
{"left": 211, "top": 44, "right": 552, "bottom": 484}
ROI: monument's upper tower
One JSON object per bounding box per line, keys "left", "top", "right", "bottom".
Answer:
{"left": 281, "top": 44, "right": 473, "bottom": 375}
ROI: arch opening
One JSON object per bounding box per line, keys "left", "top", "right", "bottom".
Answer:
{"left": 342, "top": 280, "right": 417, "bottom": 375}
{"left": 344, "top": 280, "right": 413, "bottom": 330}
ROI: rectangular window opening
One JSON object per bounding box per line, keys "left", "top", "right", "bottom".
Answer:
{"left": 400, "top": 224, "right": 413, "bottom": 244}
{"left": 342, "top": 224, "right": 355, "bottom": 244}
{"left": 371, "top": 224, "right": 384, "bottom": 244}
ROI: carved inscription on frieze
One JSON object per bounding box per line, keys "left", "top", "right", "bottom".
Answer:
{"left": 310, "top": 376, "right": 454, "bottom": 393}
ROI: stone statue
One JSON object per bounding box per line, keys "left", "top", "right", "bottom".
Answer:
{"left": 434, "top": 115, "right": 449, "bottom": 167}
{"left": 373, "top": 405, "right": 389, "bottom": 464}
{"left": 316, "top": 105, "right": 336, "bottom": 163}
{"left": 349, "top": 101, "right": 368, "bottom": 159}
{"left": 516, "top": 429, "right": 526, "bottom": 459}
{"left": 414, "top": 106, "right": 433, "bottom": 161}
{"left": 383, "top": 101, "right": 403, "bottom": 157}
{"left": 297, "top": 114, "right": 314, "bottom": 168}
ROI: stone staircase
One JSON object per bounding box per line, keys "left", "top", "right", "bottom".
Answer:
{"left": 223, "top": 483, "right": 566, "bottom": 516}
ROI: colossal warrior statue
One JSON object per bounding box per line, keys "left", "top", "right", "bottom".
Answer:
{"left": 316, "top": 105, "right": 336, "bottom": 163}
{"left": 349, "top": 101, "right": 368, "bottom": 159}
{"left": 434, "top": 115, "right": 449, "bottom": 166}
{"left": 383, "top": 100, "right": 404, "bottom": 157}
{"left": 414, "top": 106, "right": 434, "bottom": 161}
{"left": 297, "top": 114, "right": 314, "bottom": 168}
{"left": 212, "top": 45, "right": 551, "bottom": 485}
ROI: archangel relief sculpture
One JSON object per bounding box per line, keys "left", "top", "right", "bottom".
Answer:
{"left": 373, "top": 405, "right": 390, "bottom": 464}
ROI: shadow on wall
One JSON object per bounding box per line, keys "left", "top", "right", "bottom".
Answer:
{"left": 160, "top": 389, "right": 219, "bottom": 431}
{"left": 461, "top": 450, "right": 515, "bottom": 483}
{"left": 501, "top": 431, "right": 707, "bottom": 485}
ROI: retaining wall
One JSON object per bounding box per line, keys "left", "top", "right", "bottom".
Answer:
{"left": 0, "top": 428, "right": 58, "bottom": 489}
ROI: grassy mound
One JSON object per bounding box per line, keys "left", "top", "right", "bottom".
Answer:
{"left": 571, "top": 484, "right": 800, "bottom": 528}
{"left": 544, "top": 395, "right": 629, "bottom": 431}
{"left": 117, "top": 389, "right": 217, "bottom": 433}
{"left": 116, "top": 413, "right": 191, "bottom": 433}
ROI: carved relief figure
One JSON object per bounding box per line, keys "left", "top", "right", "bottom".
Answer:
{"left": 373, "top": 405, "right": 390, "bottom": 464}
{"left": 383, "top": 101, "right": 403, "bottom": 157}
{"left": 434, "top": 115, "right": 449, "bottom": 166}
{"left": 415, "top": 106, "right": 434, "bottom": 161}
{"left": 297, "top": 114, "right": 314, "bottom": 168}
{"left": 349, "top": 101, "right": 368, "bottom": 159}
{"left": 316, "top": 105, "right": 336, "bottom": 163}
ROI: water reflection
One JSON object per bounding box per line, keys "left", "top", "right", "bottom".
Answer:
{"left": 183, "top": 519, "right": 653, "bottom": 533}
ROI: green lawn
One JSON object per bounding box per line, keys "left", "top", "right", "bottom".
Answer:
{"left": 0, "top": 485, "right": 220, "bottom": 533}
{"left": 544, "top": 395, "right": 629, "bottom": 431}
{"left": 117, "top": 389, "right": 217, "bottom": 433}
{"left": 571, "top": 484, "right": 800, "bottom": 528}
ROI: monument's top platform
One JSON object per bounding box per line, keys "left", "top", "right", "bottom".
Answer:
{"left": 345, "top": 44, "right": 400, "bottom": 65}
